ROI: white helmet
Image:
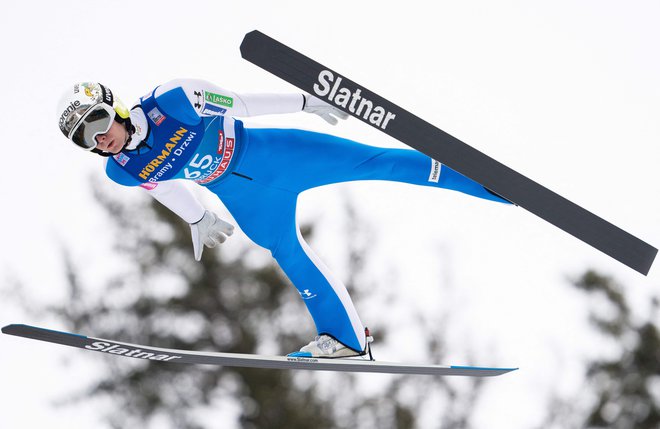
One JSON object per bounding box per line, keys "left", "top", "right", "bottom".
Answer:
{"left": 57, "top": 82, "right": 131, "bottom": 153}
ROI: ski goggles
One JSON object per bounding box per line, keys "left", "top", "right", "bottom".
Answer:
{"left": 68, "top": 102, "right": 116, "bottom": 150}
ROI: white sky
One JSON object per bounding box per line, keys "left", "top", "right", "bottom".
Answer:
{"left": 1, "top": 1, "right": 658, "bottom": 428}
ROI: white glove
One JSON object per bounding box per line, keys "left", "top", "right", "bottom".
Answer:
{"left": 190, "top": 211, "right": 235, "bottom": 261}
{"left": 303, "top": 94, "right": 349, "bottom": 125}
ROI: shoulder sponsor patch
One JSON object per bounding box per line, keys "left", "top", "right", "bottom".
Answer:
{"left": 202, "top": 103, "right": 227, "bottom": 115}
{"left": 192, "top": 90, "right": 204, "bottom": 112}
{"left": 204, "top": 91, "right": 233, "bottom": 108}
{"left": 147, "top": 107, "right": 166, "bottom": 126}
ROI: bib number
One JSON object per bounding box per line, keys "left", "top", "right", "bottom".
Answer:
{"left": 184, "top": 154, "right": 214, "bottom": 179}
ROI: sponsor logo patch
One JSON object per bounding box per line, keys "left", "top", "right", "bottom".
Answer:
{"left": 204, "top": 91, "right": 233, "bottom": 108}
{"left": 195, "top": 133, "right": 235, "bottom": 185}
{"left": 202, "top": 103, "right": 227, "bottom": 116}
{"left": 113, "top": 152, "right": 130, "bottom": 166}
{"left": 428, "top": 159, "right": 441, "bottom": 183}
{"left": 193, "top": 90, "right": 203, "bottom": 110}
{"left": 139, "top": 182, "right": 158, "bottom": 190}
{"left": 147, "top": 107, "right": 166, "bottom": 126}
{"left": 299, "top": 289, "right": 317, "bottom": 300}
{"left": 217, "top": 131, "right": 224, "bottom": 153}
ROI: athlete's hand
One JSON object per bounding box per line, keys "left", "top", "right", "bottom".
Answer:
{"left": 190, "top": 211, "right": 235, "bottom": 261}
{"left": 303, "top": 94, "right": 349, "bottom": 125}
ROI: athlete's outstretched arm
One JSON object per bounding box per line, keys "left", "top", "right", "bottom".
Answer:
{"left": 156, "top": 78, "right": 346, "bottom": 123}
{"left": 155, "top": 78, "right": 302, "bottom": 117}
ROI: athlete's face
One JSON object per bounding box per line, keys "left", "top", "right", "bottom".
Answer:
{"left": 95, "top": 121, "right": 128, "bottom": 154}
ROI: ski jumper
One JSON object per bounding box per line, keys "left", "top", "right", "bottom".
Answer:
{"left": 105, "top": 79, "right": 510, "bottom": 352}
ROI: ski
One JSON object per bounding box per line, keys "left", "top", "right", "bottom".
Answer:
{"left": 2, "top": 324, "right": 516, "bottom": 377}
{"left": 239, "top": 30, "right": 657, "bottom": 275}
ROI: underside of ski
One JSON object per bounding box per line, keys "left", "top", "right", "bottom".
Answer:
{"left": 239, "top": 30, "right": 657, "bottom": 275}
{"left": 2, "top": 324, "right": 516, "bottom": 377}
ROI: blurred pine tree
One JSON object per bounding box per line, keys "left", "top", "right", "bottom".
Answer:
{"left": 541, "top": 270, "right": 660, "bottom": 429}
{"left": 39, "top": 181, "right": 491, "bottom": 429}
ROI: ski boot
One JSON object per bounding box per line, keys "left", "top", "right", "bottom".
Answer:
{"left": 288, "top": 328, "right": 374, "bottom": 359}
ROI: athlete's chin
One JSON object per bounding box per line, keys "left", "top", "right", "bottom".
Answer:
{"left": 106, "top": 139, "right": 125, "bottom": 154}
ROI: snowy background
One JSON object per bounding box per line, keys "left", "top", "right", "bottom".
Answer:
{"left": 1, "top": 0, "right": 658, "bottom": 428}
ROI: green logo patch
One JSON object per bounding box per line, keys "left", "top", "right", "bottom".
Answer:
{"left": 204, "top": 91, "right": 234, "bottom": 108}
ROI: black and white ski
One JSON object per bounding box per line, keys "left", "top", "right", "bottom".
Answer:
{"left": 239, "top": 30, "right": 657, "bottom": 275}
{"left": 1, "top": 324, "right": 516, "bottom": 377}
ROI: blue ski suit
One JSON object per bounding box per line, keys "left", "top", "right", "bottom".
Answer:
{"left": 105, "top": 79, "right": 510, "bottom": 352}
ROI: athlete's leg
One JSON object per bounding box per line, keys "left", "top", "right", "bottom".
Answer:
{"left": 209, "top": 175, "right": 366, "bottom": 351}
{"left": 240, "top": 128, "right": 510, "bottom": 203}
